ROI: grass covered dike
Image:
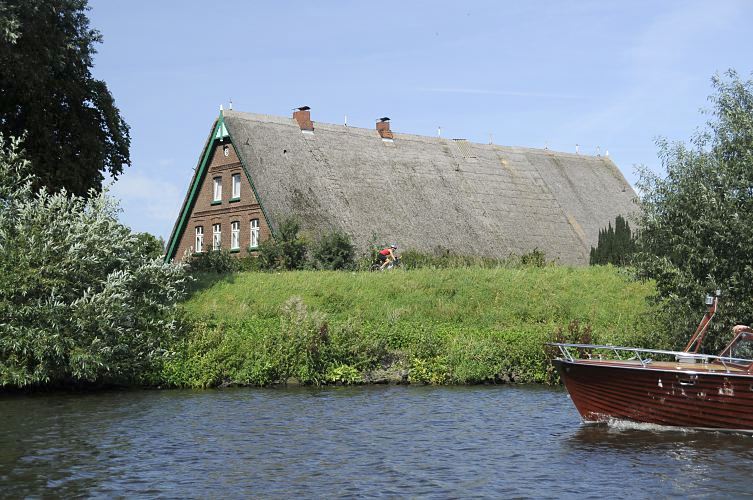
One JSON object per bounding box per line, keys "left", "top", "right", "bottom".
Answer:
{"left": 163, "top": 266, "right": 656, "bottom": 388}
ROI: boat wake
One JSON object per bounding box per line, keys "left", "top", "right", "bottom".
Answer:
{"left": 584, "top": 418, "right": 699, "bottom": 435}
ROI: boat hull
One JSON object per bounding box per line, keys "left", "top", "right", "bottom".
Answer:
{"left": 554, "top": 359, "right": 753, "bottom": 431}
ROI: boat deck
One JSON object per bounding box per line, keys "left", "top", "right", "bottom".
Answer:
{"left": 571, "top": 358, "right": 751, "bottom": 374}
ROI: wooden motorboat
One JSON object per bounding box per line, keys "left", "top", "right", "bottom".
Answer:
{"left": 549, "top": 292, "right": 753, "bottom": 432}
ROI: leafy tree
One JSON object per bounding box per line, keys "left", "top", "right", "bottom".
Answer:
{"left": 635, "top": 70, "right": 753, "bottom": 350}
{"left": 135, "top": 232, "right": 165, "bottom": 259}
{"left": 590, "top": 215, "right": 635, "bottom": 266}
{"left": 0, "top": 136, "right": 187, "bottom": 388}
{"left": 0, "top": 0, "right": 130, "bottom": 197}
{"left": 310, "top": 229, "right": 355, "bottom": 270}
{"left": 258, "top": 217, "right": 308, "bottom": 270}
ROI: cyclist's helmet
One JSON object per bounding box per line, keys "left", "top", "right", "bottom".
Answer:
{"left": 390, "top": 243, "right": 398, "bottom": 249}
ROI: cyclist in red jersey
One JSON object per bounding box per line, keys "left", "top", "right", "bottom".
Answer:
{"left": 377, "top": 243, "right": 398, "bottom": 270}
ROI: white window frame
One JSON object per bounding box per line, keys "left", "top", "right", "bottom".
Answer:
{"left": 213, "top": 177, "right": 222, "bottom": 203}
{"left": 231, "top": 221, "right": 240, "bottom": 250}
{"left": 195, "top": 226, "right": 204, "bottom": 253}
{"left": 231, "top": 173, "right": 241, "bottom": 199}
{"left": 250, "top": 219, "right": 260, "bottom": 248}
{"left": 212, "top": 223, "right": 221, "bottom": 250}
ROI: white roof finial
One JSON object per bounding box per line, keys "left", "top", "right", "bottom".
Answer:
{"left": 438, "top": 126, "right": 442, "bottom": 138}
{"left": 229, "top": 99, "right": 233, "bottom": 110}
{"left": 219, "top": 104, "right": 224, "bottom": 112}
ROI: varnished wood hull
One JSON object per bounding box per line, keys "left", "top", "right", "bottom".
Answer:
{"left": 554, "top": 359, "right": 753, "bottom": 431}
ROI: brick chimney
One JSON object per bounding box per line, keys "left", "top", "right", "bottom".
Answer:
{"left": 293, "top": 106, "right": 314, "bottom": 132}
{"left": 376, "top": 117, "right": 393, "bottom": 140}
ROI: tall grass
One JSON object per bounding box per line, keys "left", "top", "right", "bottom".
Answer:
{"left": 164, "top": 266, "right": 658, "bottom": 388}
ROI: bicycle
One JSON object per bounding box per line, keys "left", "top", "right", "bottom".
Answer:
{"left": 370, "top": 257, "right": 401, "bottom": 271}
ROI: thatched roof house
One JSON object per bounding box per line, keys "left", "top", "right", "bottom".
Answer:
{"left": 165, "top": 108, "right": 637, "bottom": 265}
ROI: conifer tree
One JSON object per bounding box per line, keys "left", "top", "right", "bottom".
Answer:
{"left": 590, "top": 215, "right": 635, "bottom": 266}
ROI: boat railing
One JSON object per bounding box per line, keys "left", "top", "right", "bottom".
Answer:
{"left": 547, "top": 342, "right": 753, "bottom": 372}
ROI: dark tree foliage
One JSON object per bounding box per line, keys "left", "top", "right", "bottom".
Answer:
{"left": 635, "top": 70, "right": 753, "bottom": 351}
{"left": 258, "top": 217, "right": 308, "bottom": 270}
{"left": 0, "top": 0, "right": 130, "bottom": 197}
{"left": 310, "top": 230, "right": 355, "bottom": 270}
{"left": 187, "top": 248, "right": 238, "bottom": 274}
{"left": 589, "top": 215, "right": 635, "bottom": 266}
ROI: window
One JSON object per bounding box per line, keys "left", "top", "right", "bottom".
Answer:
{"left": 231, "top": 221, "right": 240, "bottom": 250}
{"left": 213, "top": 177, "right": 222, "bottom": 203}
{"left": 231, "top": 173, "right": 241, "bottom": 200}
{"left": 212, "top": 223, "right": 221, "bottom": 250}
{"left": 250, "top": 219, "right": 260, "bottom": 248}
{"left": 195, "top": 226, "right": 204, "bottom": 253}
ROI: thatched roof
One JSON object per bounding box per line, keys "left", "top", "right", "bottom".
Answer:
{"left": 217, "top": 110, "right": 636, "bottom": 265}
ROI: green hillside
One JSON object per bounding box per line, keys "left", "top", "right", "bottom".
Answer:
{"left": 164, "top": 266, "right": 657, "bottom": 388}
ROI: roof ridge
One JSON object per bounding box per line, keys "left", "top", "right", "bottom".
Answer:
{"left": 223, "top": 109, "right": 607, "bottom": 158}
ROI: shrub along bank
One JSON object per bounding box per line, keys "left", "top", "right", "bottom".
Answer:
{"left": 162, "top": 266, "right": 658, "bottom": 388}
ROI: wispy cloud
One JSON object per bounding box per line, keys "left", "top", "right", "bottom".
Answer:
{"left": 417, "top": 87, "right": 586, "bottom": 100}
{"left": 107, "top": 171, "right": 184, "bottom": 237}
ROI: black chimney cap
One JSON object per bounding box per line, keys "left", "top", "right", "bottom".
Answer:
{"left": 295, "top": 106, "right": 311, "bottom": 111}
{"left": 378, "top": 116, "right": 390, "bottom": 122}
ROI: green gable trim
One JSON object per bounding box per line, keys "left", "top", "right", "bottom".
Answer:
{"left": 215, "top": 114, "right": 229, "bottom": 140}
{"left": 164, "top": 114, "right": 277, "bottom": 262}
{"left": 164, "top": 119, "right": 222, "bottom": 262}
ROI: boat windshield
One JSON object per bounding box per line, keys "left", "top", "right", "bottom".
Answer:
{"left": 719, "top": 332, "right": 753, "bottom": 363}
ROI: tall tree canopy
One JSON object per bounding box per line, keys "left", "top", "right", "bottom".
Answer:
{"left": 635, "top": 70, "right": 753, "bottom": 350}
{"left": 0, "top": 0, "right": 130, "bottom": 196}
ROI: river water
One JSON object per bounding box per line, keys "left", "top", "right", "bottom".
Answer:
{"left": 2, "top": 385, "right": 752, "bottom": 498}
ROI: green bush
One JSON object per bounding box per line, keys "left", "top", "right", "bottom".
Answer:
{"left": 187, "top": 249, "right": 238, "bottom": 274}
{"left": 258, "top": 217, "right": 308, "bottom": 270}
{"left": 0, "top": 136, "right": 189, "bottom": 388}
{"left": 520, "top": 248, "right": 548, "bottom": 268}
{"left": 310, "top": 229, "right": 355, "bottom": 270}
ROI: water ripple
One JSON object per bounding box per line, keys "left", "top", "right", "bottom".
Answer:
{"left": 2, "top": 385, "right": 753, "bottom": 498}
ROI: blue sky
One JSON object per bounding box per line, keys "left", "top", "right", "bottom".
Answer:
{"left": 87, "top": 0, "right": 753, "bottom": 239}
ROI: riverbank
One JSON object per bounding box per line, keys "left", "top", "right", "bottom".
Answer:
{"left": 161, "top": 265, "right": 658, "bottom": 388}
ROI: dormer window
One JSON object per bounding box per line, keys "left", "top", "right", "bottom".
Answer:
{"left": 212, "top": 177, "right": 222, "bottom": 204}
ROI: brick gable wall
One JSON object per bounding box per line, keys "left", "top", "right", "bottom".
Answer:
{"left": 173, "top": 142, "right": 271, "bottom": 260}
